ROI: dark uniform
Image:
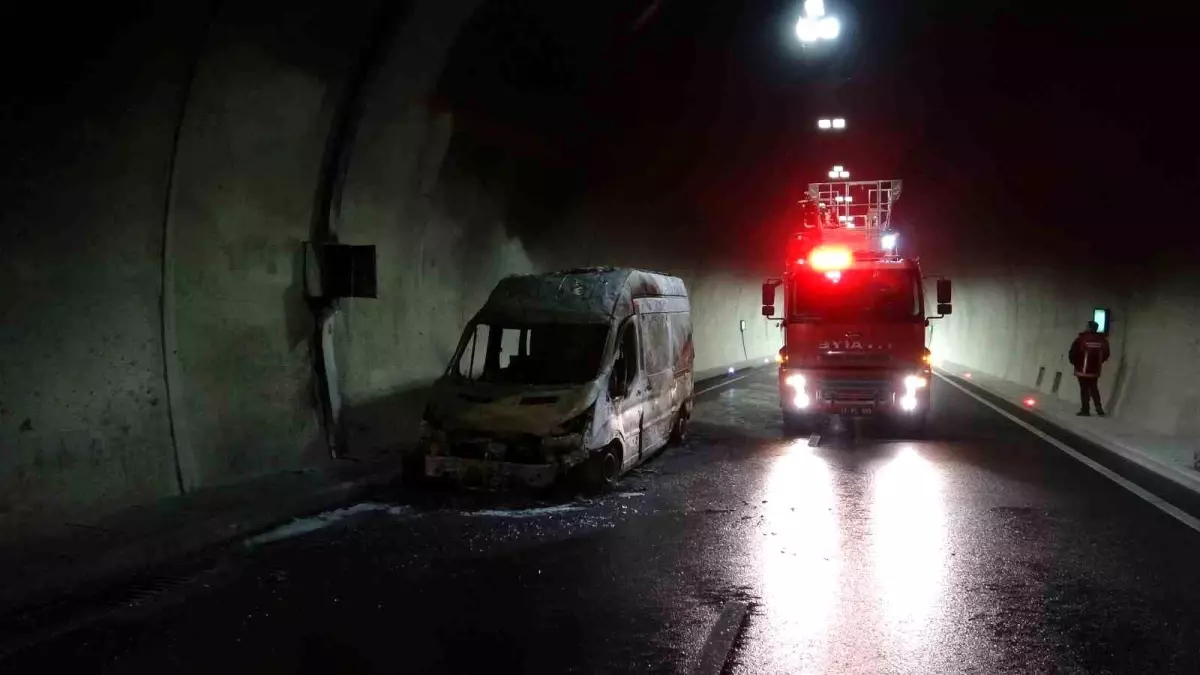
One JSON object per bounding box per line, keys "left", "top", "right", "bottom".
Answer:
{"left": 1068, "top": 321, "right": 1110, "bottom": 416}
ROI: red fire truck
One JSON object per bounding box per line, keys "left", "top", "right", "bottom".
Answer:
{"left": 761, "top": 179, "right": 952, "bottom": 435}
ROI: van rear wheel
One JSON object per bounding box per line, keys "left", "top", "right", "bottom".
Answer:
{"left": 668, "top": 407, "right": 689, "bottom": 446}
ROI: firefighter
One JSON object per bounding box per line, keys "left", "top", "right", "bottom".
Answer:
{"left": 1068, "top": 320, "right": 1110, "bottom": 416}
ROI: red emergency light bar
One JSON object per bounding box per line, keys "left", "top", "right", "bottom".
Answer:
{"left": 808, "top": 246, "right": 853, "bottom": 271}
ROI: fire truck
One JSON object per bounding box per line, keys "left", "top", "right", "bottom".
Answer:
{"left": 761, "top": 179, "right": 952, "bottom": 435}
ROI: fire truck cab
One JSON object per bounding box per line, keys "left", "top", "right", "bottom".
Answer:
{"left": 762, "top": 179, "right": 952, "bottom": 435}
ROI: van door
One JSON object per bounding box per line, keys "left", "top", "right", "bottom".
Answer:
{"left": 610, "top": 318, "right": 645, "bottom": 470}
{"left": 637, "top": 312, "right": 675, "bottom": 453}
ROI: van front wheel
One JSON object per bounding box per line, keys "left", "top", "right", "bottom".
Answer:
{"left": 581, "top": 445, "right": 621, "bottom": 493}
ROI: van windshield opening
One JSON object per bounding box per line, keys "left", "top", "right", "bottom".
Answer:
{"left": 789, "top": 268, "right": 921, "bottom": 322}
{"left": 456, "top": 322, "right": 610, "bottom": 386}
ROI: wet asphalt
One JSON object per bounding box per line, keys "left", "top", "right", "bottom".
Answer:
{"left": 6, "top": 369, "right": 1200, "bottom": 674}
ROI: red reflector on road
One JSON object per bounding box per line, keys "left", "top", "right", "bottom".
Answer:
{"left": 1024, "top": 397, "right": 1036, "bottom": 407}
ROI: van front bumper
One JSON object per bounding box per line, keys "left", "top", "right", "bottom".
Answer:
{"left": 425, "top": 456, "right": 560, "bottom": 489}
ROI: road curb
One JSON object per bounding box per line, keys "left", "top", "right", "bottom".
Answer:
{"left": 937, "top": 369, "right": 1200, "bottom": 522}
{"left": 0, "top": 462, "right": 403, "bottom": 619}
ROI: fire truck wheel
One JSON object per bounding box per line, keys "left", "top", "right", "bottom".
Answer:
{"left": 782, "top": 411, "right": 812, "bottom": 437}
{"left": 892, "top": 413, "right": 928, "bottom": 439}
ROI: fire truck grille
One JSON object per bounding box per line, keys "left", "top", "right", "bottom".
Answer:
{"left": 818, "top": 379, "right": 895, "bottom": 402}
{"left": 819, "top": 353, "right": 892, "bottom": 366}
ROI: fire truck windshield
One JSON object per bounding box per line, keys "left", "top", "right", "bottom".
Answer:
{"left": 789, "top": 268, "right": 922, "bottom": 322}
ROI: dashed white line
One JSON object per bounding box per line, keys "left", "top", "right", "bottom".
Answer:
{"left": 693, "top": 601, "right": 749, "bottom": 675}
{"left": 935, "top": 372, "right": 1200, "bottom": 534}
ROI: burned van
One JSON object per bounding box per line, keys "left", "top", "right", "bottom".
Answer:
{"left": 421, "top": 268, "right": 693, "bottom": 491}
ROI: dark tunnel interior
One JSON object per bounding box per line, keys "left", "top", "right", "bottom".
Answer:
{"left": 2, "top": 1, "right": 1200, "bottom": 672}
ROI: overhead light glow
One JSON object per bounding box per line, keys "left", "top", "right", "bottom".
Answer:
{"left": 804, "top": 0, "right": 826, "bottom": 18}
{"left": 817, "top": 16, "right": 840, "bottom": 40}
{"left": 832, "top": 117, "right": 846, "bottom": 129}
{"left": 828, "top": 170, "right": 838, "bottom": 178}
{"left": 833, "top": 165, "right": 844, "bottom": 172}
{"left": 796, "top": 17, "right": 820, "bottom": 42}
{"left": 835, "top": 195, "right": 845, "bottom": 203}
{"left": 845, "top": 195, "right": 853, "bottom": 203}
{"left": 839, "top": 170, "right": 850, "bottom": 178}
{"left": 818, "top": 118, "right": 832, "bottom": 129}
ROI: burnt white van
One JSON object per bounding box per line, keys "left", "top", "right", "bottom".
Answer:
{"left": 420, "top": 267, "right": 693, "bottom": 490}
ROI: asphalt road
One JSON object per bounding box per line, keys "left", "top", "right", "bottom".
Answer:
{"left": 5, "top": 369, "right": 1200, "bottom": 674}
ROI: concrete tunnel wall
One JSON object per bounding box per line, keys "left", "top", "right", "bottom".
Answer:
{"left": 0, "top": 0, "right": 779, "bottom": 530}
{"left": 928, "top": 254, "right": 1200, "bottom": 441}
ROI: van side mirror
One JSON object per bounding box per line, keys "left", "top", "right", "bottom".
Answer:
{"left": 936, "top": 279, "right": 952, "bottom": 304}
{"left": 937, "top": 303, "right": 952, "bottom": 315}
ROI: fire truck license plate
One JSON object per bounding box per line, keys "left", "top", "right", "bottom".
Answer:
{"left": 840, "top": 406, "right": 873, "bottom": 416}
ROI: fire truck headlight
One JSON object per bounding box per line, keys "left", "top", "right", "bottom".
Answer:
{"left": 904, "top": 375, "right": 927, "bottom": 391}
{"left": 785, "top": 373, "right": 810, "bottom": 409}
{"left": 900, "top": 395, "right": 918, "bottom": 412}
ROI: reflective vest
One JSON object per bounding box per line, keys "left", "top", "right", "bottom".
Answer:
{"left": 1070, "top": 332, "right": 1110, "bottom": 378}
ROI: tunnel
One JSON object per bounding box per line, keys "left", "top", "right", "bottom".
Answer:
{"left": 0, "top": 0, "right": 782, "bottom": 517}
{"left": 2, "top": 1, "right": 1200, "bottom": 671}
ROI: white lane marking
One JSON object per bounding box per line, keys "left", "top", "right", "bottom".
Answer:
{"left": 693, "top": 600, "right": 749, "bottom": 675}
{"left": 244, "top": 503, "right": 414, "bottom": 546}
{"left": 466, "top": 505, "right": 583, "bottom": 518}
{"left": 695, "top": 373, "right": 752, "bottom": 397}
{"left": 935, "top": 372, "right": 1200, "bottom": 534}
{"left": 808, "top": 433, "right": 821, "bottom": 448}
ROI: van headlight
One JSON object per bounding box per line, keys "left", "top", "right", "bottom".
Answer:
{"left": 552, "top": 404, "right": 594, "bottom": 436}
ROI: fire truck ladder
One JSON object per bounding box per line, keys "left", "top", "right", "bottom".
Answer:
{"left": 806, "top": 179, "right": 903, "bottom": 246}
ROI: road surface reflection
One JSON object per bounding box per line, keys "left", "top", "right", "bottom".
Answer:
{"left": 746, "top": 443, "right": 949, "bottom": 673}
{"left": 870, "top": 446, "right": 948, "bottom": 645}
{"left": 757, "top": 441, "right": 840, "bottom": 673}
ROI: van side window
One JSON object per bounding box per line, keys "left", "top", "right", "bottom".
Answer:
{"left": 457, "top": 324, "right": 490, "bottom": 379}
{"left": 612, "top": 321, "right": 638, "bottom": 395}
